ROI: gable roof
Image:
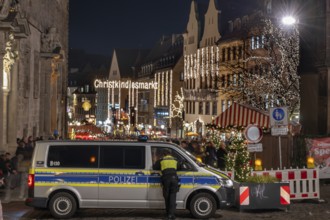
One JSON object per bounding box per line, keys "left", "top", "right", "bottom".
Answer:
{"left": 114, "top": 48, "right": 150, "bottom": 78}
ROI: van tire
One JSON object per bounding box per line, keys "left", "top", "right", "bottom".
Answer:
{"left": 189, "top": 193, "right": 216, "bottom": 219}
{"left": 49, "top": 192, "right": 77, "bottom": 219}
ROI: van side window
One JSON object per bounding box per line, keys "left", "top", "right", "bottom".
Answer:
{"left": 47, "top": 145, "right": 98, "bottom": 168}
{"left": 151, "top": 147, "right": 192, "bottom": 171}
{"left": 100, "top": 146, "right": 145, "bottom": 169}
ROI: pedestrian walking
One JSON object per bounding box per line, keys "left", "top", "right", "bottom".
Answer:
{"left": 216, "top": 141, "right": 228, "bottom": 170}
{"left": 154, "top": 149, "right": 181, "bottom": 220}
{"left": 205, "top": 141, "right": 217, "bottom": 167}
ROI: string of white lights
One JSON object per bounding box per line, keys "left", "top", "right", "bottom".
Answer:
{"left": 169, "top": 70, "right": 173, "bottom": 128}
{"left": 165, "top": 71, "right": 168, "bottom": 106}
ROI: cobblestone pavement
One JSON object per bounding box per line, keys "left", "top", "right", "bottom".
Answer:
{"left": 1, "top": 183, "right": 330, "bottom": 220}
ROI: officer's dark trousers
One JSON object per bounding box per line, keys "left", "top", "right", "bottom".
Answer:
{"left": 162, "top": 174, "right": 179, "bottom": 217}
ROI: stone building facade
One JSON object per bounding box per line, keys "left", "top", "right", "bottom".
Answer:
{"left": 299, "top": 0, "right": 330, "bottom": 135}
{"left": 0, "top": 0, "right": 69, "bottom": 153}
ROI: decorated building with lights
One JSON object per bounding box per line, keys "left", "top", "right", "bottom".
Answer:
{"left": 101, "top": 36, "right": 184, "bottom": 137}
{"left": 183, "top": 0, "right": 300, "bottom": 135}
{"left": 0, "top": 0, "right": 68, "bottom": 152}
{"left": 138, "top": 34, "right": 184, "bottom": 137}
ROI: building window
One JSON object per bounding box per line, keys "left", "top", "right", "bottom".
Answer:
{"left": 180, "top": 72, "right": 184, "bottom": 81}
{"left": 227, "top": 48, "right": 231, "bottom": 61}
{"left": 221, "top": 75, "right": 226, "bottom": 87}
{"left": 205, "top": 102, "right": 210, "bottom": 115}
{"left": 227, "top": 100, "right": 232, "bottom": 109}
{"left": 238, "top": 72, "right": 243, "bottom": 86}
{"left": 199, "top": 102, "right": 203, "bottom": 114}
{"left": 212, "top": 101, "right": 217, "bottom": 115}
{"left": 190, "top": 101, "right": 192, "bottom": 114}
{"left": 233, "top": 46, "right": 237, "bottom": 60}
{"left": 113, "top": 70, "right": 117, "bottom": 75}
{"left": 239, "top": 46, "right": 243, "bottom": 59}
{"left": 222, "top": 48, "right": 226, "bottom": 62}
{"left": 221, "top": 100, "right": 226, "bottom": 112}
{"left": 233, "top": 73, "right": 237, "bottom": 86}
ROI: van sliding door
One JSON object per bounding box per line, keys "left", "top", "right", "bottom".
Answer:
{"left": 98, "top": 145, "right": 148, "bottom": 208}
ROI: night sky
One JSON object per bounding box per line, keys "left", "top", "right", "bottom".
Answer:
{"left": 69, "top": 0, "right": 192, "bottom": 56}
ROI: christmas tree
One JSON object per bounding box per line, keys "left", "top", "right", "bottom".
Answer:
{"left": 225, "top": 134, "right": 251, "bottom": 182}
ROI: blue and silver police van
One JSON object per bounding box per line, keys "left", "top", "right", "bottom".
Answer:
{"left": 25, "top": 139, "right": 236, "bottom": 219}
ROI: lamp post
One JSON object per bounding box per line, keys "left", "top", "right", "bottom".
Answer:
{"left": 281, "top": 16, "right": 296, "bottom": 26}
{"left": 274, "top": 15, "right": 298, "bottom": 170}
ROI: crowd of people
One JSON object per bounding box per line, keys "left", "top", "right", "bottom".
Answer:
{"left": 174, "top": 138, "right": 228, "bottom": 170}
{"left": 0, "top": 136, "right": 40, "bottom": 201}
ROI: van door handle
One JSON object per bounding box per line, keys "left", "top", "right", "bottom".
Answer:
{"left": 151, "top": 172, "right": 160, "bottom": 176}
{"left": 135, "top": 171, "right": 144, "bottom": 176}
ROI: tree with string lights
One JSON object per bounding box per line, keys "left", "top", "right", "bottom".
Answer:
{"left": 225, "top": 134, "right": 251, "bottom": 182}
{"left": 219, "top": 13, "right": 300, "bottom": 117}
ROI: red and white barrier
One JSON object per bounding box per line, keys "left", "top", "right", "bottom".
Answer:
{"left": 225, "top": 168, "right": 320, "bottom": 200}
{"left": 280, "top": 185, "right": 290, "bottom": 205}
{"left": 239, "top": 186, "right": 250, "bottom": 205}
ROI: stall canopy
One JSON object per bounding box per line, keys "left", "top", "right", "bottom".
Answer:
{"left": 213, "top": 102, "right": 270, "bottom": 129}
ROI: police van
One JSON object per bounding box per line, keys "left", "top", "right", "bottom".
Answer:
{"left": 25, "top": 139, "right": 236, "bottom": 219}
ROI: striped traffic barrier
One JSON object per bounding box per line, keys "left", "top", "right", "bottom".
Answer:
{"left": 251, "top": 168, "right": 319, "bottom": 200}
{"left": 280, "top": 185, "right": 290, "bottom": 205}
{"left": 239, "top": 186, "right": 250, "bottom": 206}
{"left": 224, "top": 168, "right": 320, "bottom": 200}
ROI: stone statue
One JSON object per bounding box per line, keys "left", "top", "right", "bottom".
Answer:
{"left": 3, "top": 33, "right": 18, "bottom": 89}
{"left": 0, "top": 0, "right": 19, "bottom": 20}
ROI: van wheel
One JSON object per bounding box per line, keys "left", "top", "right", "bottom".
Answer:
{"left": 49, "top": 192, "right": 77, "bottom": 219}
{"left": 189, "top": 193, "right": 216, "bottom": 219}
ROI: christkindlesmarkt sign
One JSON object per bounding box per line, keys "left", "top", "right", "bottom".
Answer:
{"left": 94, "top": 79, "right": 158, "bottom": 90}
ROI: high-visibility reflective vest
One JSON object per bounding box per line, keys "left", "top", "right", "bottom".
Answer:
{"left": 160, "top": 155, "right": 178, "bottom": 171}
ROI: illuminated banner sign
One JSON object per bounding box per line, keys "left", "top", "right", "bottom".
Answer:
{"left": 94, "top": 79, "right": 158, "bottom": 90}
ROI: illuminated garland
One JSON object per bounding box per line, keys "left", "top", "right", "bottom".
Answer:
{"left": 154, "top": 75, "right": 157, "bottom": 108}
{"left": 165, "top": 71, "right": 168, "bottom": 106}
{"left": 225, "top": 133, "right": 252, "bottom": 182}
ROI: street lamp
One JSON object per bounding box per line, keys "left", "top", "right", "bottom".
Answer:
{"left": 282, "top": 16, "right": 296, "bottom": 25}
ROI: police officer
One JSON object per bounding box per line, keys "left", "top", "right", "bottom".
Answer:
{"left": 154, "top": 149, "right": 180, "bottom": 220}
